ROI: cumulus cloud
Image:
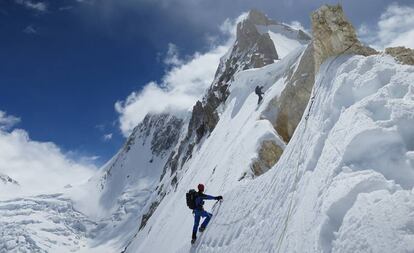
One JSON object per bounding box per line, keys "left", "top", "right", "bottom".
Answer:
{"left": 59, "top": 6, "right": 74, "bottom": 11}
{"left": 0, "top": 111, "right": 95, "bottom": 199}
{"left": 0, "top": 111, "right": 21, "bottom": 130}
{"left": 287, "top": 21, "right": 305, "bottom": 31}
{"left": 103, "top": 133, "right": 113, "bottom": 141}
{"left": 358, "top": 3, "right": 414, "bottom": 49}
{"left": 23, "top": 25, "right": 37, "bottom": 34}
{"left": 163, "top": 43, "right": 184, "bottom": 66}
{"left": 15, "top": 0, "right": 47, "bottom": 12}
{"left": 115, "top": 16, "right": 241, "bottom": 136}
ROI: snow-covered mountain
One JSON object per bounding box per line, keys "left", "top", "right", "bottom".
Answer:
{"left": 1, "top": 4, "right": 414, "bottom": 253}
{"left": 0, "top": 173, "right": 19, "bottom": 186}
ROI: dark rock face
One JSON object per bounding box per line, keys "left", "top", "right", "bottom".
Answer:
{"left": 139, "top": 201, "right": 160, "bottom": 230}
{"left": 150, "top": 116, "right": 183, "bottom": 156}
{"left": 274, "top": 44, "right": 315, "bottom": 142}
{"left": 385, "top": 47, "right": 414, "bottom": 65}
{"left": 124, "top": 113, "right": 183, "bottom": 157}
{"left": 235, "top": 17, "right": 279, "bottom": 68}
{"left": 101, "top": 113, "right": 183, "bottom": 190}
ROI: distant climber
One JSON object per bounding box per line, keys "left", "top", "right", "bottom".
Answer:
{"left": 186, "top": 184, "right": 223, "bottom": 244}
{"left": 255, "top": 85, "right": 264, "bottom": 104}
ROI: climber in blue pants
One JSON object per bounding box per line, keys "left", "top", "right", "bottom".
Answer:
{"left": 191, "top": 184, "right": 223, "bottom": 244}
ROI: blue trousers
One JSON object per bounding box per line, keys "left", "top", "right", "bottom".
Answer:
{"left": 193, "top": 209, "right": 212, "bottom": 234}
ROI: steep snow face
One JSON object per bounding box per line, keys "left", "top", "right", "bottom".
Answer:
{"left": 66, "top": 113, "right": 184, "bottom": 250}
{"left": 256, "top": 23, "right": 310, "bottom": 58}
{"left": 127, "top": 54, "right": 414, "bottom": 253}
{"left": 94, "top": 113, "right": 182, "bottom": 211}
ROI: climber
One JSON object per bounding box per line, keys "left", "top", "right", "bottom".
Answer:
{"left": 186, "top": 184, "right": 223, "bottom": 244}
{"left": 255, "top": 85, "right": 264, "bottom": 104}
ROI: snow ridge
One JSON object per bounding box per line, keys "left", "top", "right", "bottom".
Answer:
{"left": 128, "top": 53, "right": 414, "bottom": 253}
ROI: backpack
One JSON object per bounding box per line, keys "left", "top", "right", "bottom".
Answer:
{"left": 186, "top": 189, "right": 197, "bottom": 210}
{"left": 254, "top": 86, "right": 263, "bottom": 95}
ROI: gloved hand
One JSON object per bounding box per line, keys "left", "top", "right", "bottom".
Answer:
{"left": 215, "top": 196, "right": 223, "bottom": 201}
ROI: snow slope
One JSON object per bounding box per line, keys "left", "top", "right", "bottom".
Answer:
{"left": 127, "top": 53, "right": 414, "bottom": 253}
{"left": 70, "top": 114, "right": 184, "bottom": 250}
{"left": 256, "top": 24, "right": 309, "bottom": 58}
{"left": 0, "top": 194, "right": 98, "bottom": 253}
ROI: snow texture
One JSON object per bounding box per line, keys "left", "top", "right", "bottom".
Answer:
{"left": 256, "top": 24, "right": 309, "bottom": 58}
{"left": 0, "top": 194, "right": 100, "bottom": 253}
{"left": 126, "top": 53, "right": 414, "bottom": 253}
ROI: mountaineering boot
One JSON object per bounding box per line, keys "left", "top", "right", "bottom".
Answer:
{"left": 191, "top": 232, "right": 197, "bottom": 244}
{"left": 199, "top": 226, "right": 206, "bottom": 232}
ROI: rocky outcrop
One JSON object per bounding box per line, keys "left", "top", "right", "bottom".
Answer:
{"left": 0, "top": 173, "right": 19, "bottom": 186}
{"left": 235, "top": 14, "right": 279, "bottom": 68}
{"left": 274, "top": 44, "right": 315, "bottom": 142}
{"left": 256, "top": 44, "right": 314, "bottom": 176}
{"left": 139, "top": 201, "right": 160, "bottom": 230}
{"left": 251, "top": 140, "right": 284, "bottom": 176}
{"left": 385, "top": 47, "right": 414, "bottom": 65}
{"left": 101, "top": 113, "right": 183, "bottom": 190}
{"left": 123, "top": 113, "right": 183, "bottom": 157}
{"left": 311, "top": 4, "right": 377, "bottom": 72}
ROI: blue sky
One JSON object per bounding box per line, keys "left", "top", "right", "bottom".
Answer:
{"left": 1, "top": 0, "right": 413, "bottom": 166}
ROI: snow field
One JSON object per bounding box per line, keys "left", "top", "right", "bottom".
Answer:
{"left": 268, "top": 31, "right": 303, "bottom": 59}
{"left": 0, "top": 194, "right": 97, "bottom": 253}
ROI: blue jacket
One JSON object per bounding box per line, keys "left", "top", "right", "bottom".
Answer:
{"left": 194, "top": 193, "right": 215, "bottom": 211}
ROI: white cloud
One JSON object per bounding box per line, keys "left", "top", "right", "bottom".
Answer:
{"left": 287, "top": 21, "right": 305, "bottom": 31}
{"left": 358, "top": 3, "right": 414, "bottom": 50}
{"left": 15, "top": 0, "right": 47, "bottom": 12}
{"left": 219, "top": 12, "right": 248, "bottom": 38}
{"left": 0, "top": 111, "right": 21, "bottom": 130}
{"left": 0, "top": 111, "right": 95, "bottom": 199}
{"left": 115, "top": 15, "right": 241, "bottom": 136}
{"left": 103, "top": 133, "right": 113, "bottom": 141}
{"left": 59, "top": 6, "right": 74, "bottom": 11}
{"left": 23, "top": 25, "right": 37, "bottom": 34}
{"left": 163, "top": 43, "right": 184, "bottom": 66}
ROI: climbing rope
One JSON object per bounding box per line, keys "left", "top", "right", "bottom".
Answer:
{"left": 122, "top": 42, "right": 360, "bottom": 253}
{"left": 193, "top": 200, "right": 223, "bottom": 250}
{"left": 274, "top": 42, "right": 359, "bottom": 253}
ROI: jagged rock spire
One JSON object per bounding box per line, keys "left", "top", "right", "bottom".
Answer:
{"left": 246, "top": 9, "right": 275, "bottom": 26}
{"left": 311, "top": 4, "right": 377, "bottom": 72}
{"left": 385, "top": 47, "right": 414, "bottom": 65}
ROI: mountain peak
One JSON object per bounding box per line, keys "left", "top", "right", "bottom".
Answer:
{"left": 246, "top": 9, "right": 276, "bottom": 26}
{"left": 311, "top": 4, "right": 377, "bottom": 71}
